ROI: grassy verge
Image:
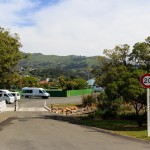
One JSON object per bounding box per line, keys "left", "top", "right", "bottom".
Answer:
{"left": 47, "top": 103, "right": 150, "bottom": 140}
{"left": 80, "top": 119, "right": 150, "bottom": 140}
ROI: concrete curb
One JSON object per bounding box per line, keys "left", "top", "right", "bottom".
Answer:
{"left": 44, "top": 106, "right": 51, "bottom": 111}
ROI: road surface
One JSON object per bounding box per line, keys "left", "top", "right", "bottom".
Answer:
{"left": 1, "top": 96, "right": 150, "bottom": 149}
{"left": 6, "top": 96, "right": 82, "bottom": 109}
{"left": 0, "top": 111, "right": 150, "bottom": 150}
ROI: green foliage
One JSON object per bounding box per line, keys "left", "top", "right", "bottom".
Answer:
{"left": 26, "top": 76, "right": 38, "bottom": 84}
{"left": 119, "top": 112, "right": 147, "bottom": 122}
{"left": 19, "top": 54, "right": 99, "bottom": 80}
{"left": 58, "top": 76, "right": 66, "bottom": 89}
{"left": 105, "top": 83, "right": 119, "bottom": 100}
{"left": 93, "top": 36, "right": 150, "bottom": 125}
{"left": 20, "top": 54, "right": 98, "bottom": 69}
{"left": 0, "top": 27, "right": 22, "bottom": 88}
{"left": 66, "top": 81, "right": 78, "bottom": 90}
{"left": 0, "top": 27, "right": 22, "bottom": 74}
{"left": 97, "top": 92, "right": 123, "bottom": 119}
{"left": 73, "top": 78, "right": 87, "bottom": 89}
{"left": 103, "top": 44, "right": 130, "bottom": 66}
{"left": 58, "top": 76, "right": 87, "bottom": 90}
{"left": 129, "top": 40, "right": 150, "bottom": 70}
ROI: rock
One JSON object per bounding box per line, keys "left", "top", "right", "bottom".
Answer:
{"left": 66, "top": 110, "right": 72, "bottom": 115}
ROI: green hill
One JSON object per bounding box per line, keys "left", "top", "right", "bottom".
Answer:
{"left": 20, "top": 53, "right": 100, "bottom": 69}
{"left": 19, "top": 53, "right": 102, "bottom": 79}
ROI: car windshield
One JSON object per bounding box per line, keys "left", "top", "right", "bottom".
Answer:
{"left": 42, "top": 90, "right": 46, "bottom": 93}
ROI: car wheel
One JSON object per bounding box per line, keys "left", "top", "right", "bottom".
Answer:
{"left": 5, "top": 100, "right": 8, "bottom": 104}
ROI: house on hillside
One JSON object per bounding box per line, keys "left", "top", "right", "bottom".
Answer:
{"left": 87, "top": 78, "right": 95, "bottom": 86}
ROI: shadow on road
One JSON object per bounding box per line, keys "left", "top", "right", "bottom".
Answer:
{"left": 41, "top": 114, "right": 82, "bottom": 124}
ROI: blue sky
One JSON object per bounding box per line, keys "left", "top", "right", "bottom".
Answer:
{"left": 0, "top": 0, "right": 150, "bottom": 56}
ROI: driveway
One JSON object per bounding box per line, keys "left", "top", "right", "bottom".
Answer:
{"left": 0, "top": 111, "right": 150, "bottom": 150}
{"left": 1, "top": 96, "right": 150, "bottom": 150}
{"left": 5, "top": 96, "right": 82, "bottom": 112}
{"left": 6, "top": 96, "right": 82, "bottom": 109}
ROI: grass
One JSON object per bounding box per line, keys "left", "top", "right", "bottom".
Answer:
{"left": 47, "top": 103, "right": 150, "bottom": 140}
{"left": 80, "top": 119, "right": 150, "bottom": 140}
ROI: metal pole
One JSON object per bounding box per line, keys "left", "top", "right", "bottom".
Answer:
{"left": 147, "top": 88, "right": 150, "bottom": 137}
{"left": 44, "top": 100, "right": 46, "bottom": 107}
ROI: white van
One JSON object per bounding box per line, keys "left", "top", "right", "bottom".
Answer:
{"left": 22, "top": 87, "right": 50, "bottom": 99}
{"left": 0, "top": 90, "right": 15, "bottom": 104}
{"left": 10, "top": 92, "right": 20, "bottom": 101}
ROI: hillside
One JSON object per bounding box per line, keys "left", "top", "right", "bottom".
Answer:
{"left": 19, "top": 53, "right": 102, "bottom": 79}
{"left": 20, "top": 53, "right": 100, "bottom": 69}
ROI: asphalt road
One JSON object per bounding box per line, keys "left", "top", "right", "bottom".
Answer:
{"left": 2, "top": 96, "right": 150, "bottom": 149}
{"left": 0, "top": 111, "right": 150, "bottom": 150}
{"left": 6, "top": 96, "right": 82, "bottom": 109}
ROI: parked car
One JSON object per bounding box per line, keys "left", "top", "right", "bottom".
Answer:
{"left": 0, "top": 89, "right": 15, "bottom": 104}
{"left": 10, "top": 92, "right": 21, "bottom": 101}
{"left": 93, "top": 86, "right": 104, "bottom": 92}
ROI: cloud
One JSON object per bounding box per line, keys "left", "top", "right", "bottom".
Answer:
{"left": 0, "top": 0, "right": 150, "bottom": 56}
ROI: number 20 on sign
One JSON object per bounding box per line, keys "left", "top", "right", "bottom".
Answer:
{"left": 140, "top": 74, "right": 150, "bottom": 88}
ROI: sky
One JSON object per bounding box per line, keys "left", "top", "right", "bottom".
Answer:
{"left": 0, "top": 0, "right": 150, "bottom": 56}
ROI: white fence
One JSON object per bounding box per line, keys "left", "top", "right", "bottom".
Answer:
{"left": 0, "top": 101, "right": 6, "bottom": 112}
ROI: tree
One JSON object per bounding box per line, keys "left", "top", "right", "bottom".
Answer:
{"left": 103, "top": 44, "right": 130, "bottom": 66}
{"left": 94, "top": 40, "right": 148, "bottom": 126}
{"left": 0, "top": 27, "right": 22, "bottom": 88}
{"left": 73, "top": 78, "right": 87, "bottom": 89}
{"left": 58, "top": 76, "right": 66, "bottom": 89}
{"left": 122, "top": 69, "right": 147, "bottom": 127}
{"left": 25, "top": 76, "right": 39, "bottom": 87}
{"left": 129, "top": 37, "right": 150, "bottom": 70}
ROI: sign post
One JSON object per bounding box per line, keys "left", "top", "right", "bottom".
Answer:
{"left": 147, "top": 88, "right": 150, "bottom": 137}
{"left": 140, "top": 74, "right": 150, "bottom": 137}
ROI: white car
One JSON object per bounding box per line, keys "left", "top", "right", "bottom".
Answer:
{"left": 10, "top": 92, "right": 20, "bottom": 101}
{"left": 93, "top": 86, "right": 104, "bottom": 92}
{"left": 0, "top": 90, "right": 15, "bottom": 104}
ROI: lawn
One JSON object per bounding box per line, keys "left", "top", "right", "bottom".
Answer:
{"left": 80, "top": 119, "right": 150, "bottom": 140}
{"left": 47, "top": 103, "right": 150, "bottom": 140}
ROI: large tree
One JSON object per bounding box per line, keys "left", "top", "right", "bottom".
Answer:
{"left": 94, "top": 40, "right": 148, "bottom": 126}
{"left": 129, "top": 37, "right": 150, "bottom": 70}
{"left": 103, "top": 44, "right": 130, "bottom": 66}
{"left": 0, "top": 27, "right": 22, "bottom": 88}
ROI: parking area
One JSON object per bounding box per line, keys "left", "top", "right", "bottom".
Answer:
{"left": 5, "top": 96, "right": 82, "bottom": 111}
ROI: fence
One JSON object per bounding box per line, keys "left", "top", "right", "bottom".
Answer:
{"left": 12, "top": 88, "right": 93, "bottom": 97}
{"left": 46, "top": 89, "right": 92, "bottom": 97}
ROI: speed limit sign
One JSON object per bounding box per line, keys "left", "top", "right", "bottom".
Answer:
{"left": 141, "top": 74, "right": 150, "bottom": 137}
{"left": 140, "top": 74, "right": 150, "bottom": 88}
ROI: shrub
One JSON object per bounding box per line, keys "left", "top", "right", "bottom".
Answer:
{"left": 82, "top": 94, "right": 97, "bottom": 107}
{"left": 97, "top": 93, "right": 123, "bottom": 119}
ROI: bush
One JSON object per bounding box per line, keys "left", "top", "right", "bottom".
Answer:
{"left": 83, "top": 110, "right": 103, "bottom": 120}
{"left": 119, "top": 112, "right": 147, "bottom": 122}
{"left": 97, "top": 94, "right": 123, "bottom": 119}
{"left": 82, "top": 94, "right": 97, "bottom": 107}
{"left": 101, "top": 107, "right": 118, "bottom": 119}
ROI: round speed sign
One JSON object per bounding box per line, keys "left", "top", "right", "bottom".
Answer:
{"left": 140, "top": 74, "right": 150, "bottom": 88}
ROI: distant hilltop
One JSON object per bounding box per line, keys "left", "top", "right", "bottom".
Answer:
{"left": 20, "top": 52, "right": 101, "bottom": 70}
